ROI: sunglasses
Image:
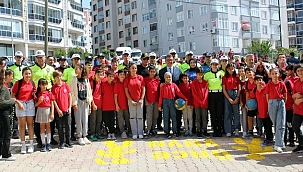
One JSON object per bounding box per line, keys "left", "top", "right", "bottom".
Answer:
{"left": 15, "top": 56, "right": 22, "bottom": 58}
{"left": 142, "top": 58, "right": 149, "bottom": 61}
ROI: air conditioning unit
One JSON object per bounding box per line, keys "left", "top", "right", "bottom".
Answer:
{"left": 210, "top": 29, "right": 216, "bottom": 34}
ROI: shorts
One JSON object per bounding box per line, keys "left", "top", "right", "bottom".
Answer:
{"left": 247, "top": 110, "right": 257, "bottom": 117}
{"left": 15, "top": 100, "right": 35, "bottom": 117}
{"left": 35, "top": 107, "right": 51, "bottom": 123}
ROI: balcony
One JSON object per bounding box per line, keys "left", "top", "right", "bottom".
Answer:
{"left": 70, "top": 21, "right": 84, "bottom": 29}
{"left": 0, "top": 31, "right": 23, "bottom": 38}
{"left": 71, "top": 39, "right": 86, "bottom": 47}
{"left": 289, "top": 30, "right": 296, "bottom": 36}
{"left": 29, "top": 34, "right": 62, "bottom": 43}
{"left": 287, "top": 3, "right": 294, "bottom": 8}
{"left": 70, "top": 3, "right": 83, "bottom": 12}
{"left": 288, "top": 17, "right": 295, "bottom": 22}
{"left": 0, "top": 7, "right": 22, "bottom": 16}
{"left": 28, "top": 14, "right": 62, "bottom": 24}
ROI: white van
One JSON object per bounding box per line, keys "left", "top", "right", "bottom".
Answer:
{"left": 116, "top": 47, "right": 132, "bottom": 64}
{"left": 131, "top": 48, "right": 142, "bottom": 64}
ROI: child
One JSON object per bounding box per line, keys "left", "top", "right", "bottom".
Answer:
{"left": 102, "top": 71, "right": 116, "bottom": 140}
{"left": 90, "top": 69, "right": 104, "bottom": 141}
{"left": 71, "top": 64, "right": 93, "bottom": 145}
{"left": 114, "top": 70, "right": 130, "bottom": 139}
{"left": 158, "top": 72, "right": 187, "bottom": 138}
{"left": 254, "top": 75, "right": 273, "bottom": 147}
{"left": 178, "top": 73, "right": 194, "bottom": 137}
{"left": 265, "top": 68, "right": 287, "bottom": 153}
{"left": 85, "top": 61, "right": 95, "bottom": 82}
{"left": 239, "top": 67, "right": 248, "bottom": 138}
{"left": 292, "top": 64, "right": 303, "bottom": 153}
{"left": 51, "top": 71, "right": 73, "bottom": 149}
{"left": 34, "top": 78, "right": 54, "bottom": 152}
{"left": 222, "top": 63, "right": 241, "bottom": 137}
{"left": 144, "top": 66, "right": 160, "bottom": 137}
{"left": 245, "top": 68, "right": 257, "bottom": 137}
{"left": 191, "top": 68, "right": 209, "bottom": 138}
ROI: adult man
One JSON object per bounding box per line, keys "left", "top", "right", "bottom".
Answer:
{"left": 202, "top": 53, "right": 212, "bottom": 73}
{"left": 137, "top": 53, "right": 150, "bottom": 78}
{"left": 149, "top": 52, "right": 161, "bottom": 74}
{"left": 277, "top": 54, "right": 288, "bottom": 69}
{"left": 179, "top": 51, "right": 194, "bottom": 73}
{"left": 245, "top": 54, "right": 255, "bottom": 69}
{"left": 55, "top": 56, "right": 68, "bottom": 73}
{"left": 30, "top": 50, "right": 56, "bottom": 147}
{"left": 161, "top": 49, "right": 180, "bottom": 68}
{"left": 8, "top": 51, "right": 26, "bottom": 84}
{"left": 93, "top": 53, "right": 109, "bottom": 71}
{"left": 118, "top": 49, "right": 132, "bottom": 70}
{"left": 46, "top": 56, "right": 56, "bottom": 69}
{"left": 287, "top": 52, "right": 300, "bottom": 64}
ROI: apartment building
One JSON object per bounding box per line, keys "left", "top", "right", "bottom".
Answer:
{"left": 91, "top": 0, "right": 287, "bottom": 57}
{"left": 0, "top": 0, "right": 87, "bottom": 58}
{"left": 84, "top": 7, "right": 92, "bottom": 53}
{"left": 287, "top": 0, "right": 303, "bottom": 50}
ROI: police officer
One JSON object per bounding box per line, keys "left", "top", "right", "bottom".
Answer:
{"left": 118, "top": 50, "right": 132, "bottom": 70}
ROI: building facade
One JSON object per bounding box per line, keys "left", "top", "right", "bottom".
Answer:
{"left": 0, "top": 0, "right": 87, "bottom": 59}
{"left": 287, "top": 0, "right": 303, "bottom": 50}
{"left": 91, "top": 0, "right": 287, "bottom": 57}
{"left": 84, "top": 7, "right": 92, "bottom": 53}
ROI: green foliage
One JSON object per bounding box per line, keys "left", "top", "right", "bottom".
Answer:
{"left": 54, "top": 49, "right": 66, "bottom": 58}
{"left": 275, "top": 47, "right": 301, "bottom": 57}
{"left": 83, "top": 49, "right": 90, "bottom": 59}
{"left": 246, "top": 40, "right": 273, "bottom": 56}
{"left": 101, "top": 49, "right": 116, "bottom": 59}
{"left": 67, "top": 47, "right": 84, "bottom": 59}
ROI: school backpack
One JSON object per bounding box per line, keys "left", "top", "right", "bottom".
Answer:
{"left": 15, "top": 79, "right": 35, "bottom": 98}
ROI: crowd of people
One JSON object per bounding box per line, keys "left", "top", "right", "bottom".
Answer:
{"left": 0, "top": 48, "right": 303, "bottom": 162}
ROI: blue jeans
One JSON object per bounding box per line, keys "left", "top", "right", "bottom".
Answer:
{"left": 162, "top": 99, "right": 177, "bottom": 133}
{"left": 128, "top": 100, "right": 143, "bottom": 136}
{"left": 224, "top": 90, "right": 240, "bottom": 134}
{"left": 268, "top": 99, "right": 286, "bottom": 148}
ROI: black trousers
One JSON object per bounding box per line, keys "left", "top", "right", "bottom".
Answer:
{"left": 71, "top": 108, "right": 76, "bottom": 137}
{"left": 157, "top": 111, "right": 162, "bottom": 128}
{"left": 58, "top": 112, "right": 71, "bottom": 143}
{"left": 261, "top": 117, "right": 273, "bottom": 141}
{"left": 103, "top": 111, "right": 115, "bottom": 134}
{"left": 11, "top": 106, "right": 18, "bottom": 134}
{"left": 284, "top": 110, "right": 294, "bottom": 143}
{"left": 0, "top": 108, "right": 12, "bottom": 158}
{"left": 176, "top": 110, "right": 182, "bottom": 133}
{"left": 293, "top": 114, "right": 303, "bottom": 146}
{"left": 208, "top": 92, "right": 224, "bottom": 131}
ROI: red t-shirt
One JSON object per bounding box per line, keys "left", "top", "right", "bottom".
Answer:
{"left": 88, "top": 71, "right": 95, "bottom": 82}
{"left": 51, "top": 83, "right": 71, "bottom": 112}
{"left": 101, "top": 75, "right": 108, "bottom": 83}
{"left": 114, "top": 80, "right": 128, "bottom": 110}
{"left": 178, "top": 82, "right": 193, "bottom": 106}
{"left": 90, "top": 80, "right": 102, "bottom": 109}
{"left": 101, "top": 81, "right": 115, "bottom": 111}
{"left": 284, "top": 79, "right": 295, "bottom": 110}
{"left": 222, "top": 75, "right": 240, "bottom": 90}
{"left": 255, "top": 87, "right": 269, "bottom": 118}
{"left": 144, "top": 77, "right": 160, "bottom": 103}
{"left": 293, "top": 79, "right": 303, "bottom": 115}
{"left": 191, "top": 79, "right": 208, "bottom": 108}
{"left": 124, "top": 74, "right": 145, "bottom": 100}
{"left": 265, "top": 81, "right": 287, "bottom": 99}
{"left": 12, "top": 79, "right": 36, "bottom": 101}
{"left": 35, "top": 91, "right": 54, "bottom": 108}
{"left": 245, "top": 80, "right": 256, "bottom": 99}
{"left": 158, "top": 83, "right": 187, "bottom": 108}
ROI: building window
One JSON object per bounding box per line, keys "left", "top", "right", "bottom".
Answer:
{"left": 211, "top": 2, "right": 227, "bottom": 12}
{"left": 119, "top": 31, "right": 123, "bottom": 38}
{"left": 106, "top": 21, "right": 110, "bottom": 28}
{"left": 189, "top": 26, "right": 195, "bottom": 34}
{"left": 232, "top": 38, "right": 239, "bottom": 48}
{"left": 176, "top": 0, "right": 182, "bottom": 7}
{"left": 241, "top": 6, "right": 249, "bottom": 16}
{"left": 262, "top": 0, "right": 266, "bottom": 4}
{"left": 189, "top": 41, "right": 196, "bottom": 50}
{"left": 125, "top": 3, "right": 130, "bottom": 12}
{"left": 93, "top": 4, "right": 97, "bottom": 11}
{"left": 98, "top": 23, "right": 104, "bottom": 31}
{"left": 94, "top": 37, "right": 98, "bottom": 44}
{"left": 105, "top": 0, "right": 109, "bottom": 6}
{"left": 232, "top": 22, "right": 238, "bottom": 31}
{"left": 269, "top": 0, "right": 278, "bottom": 5}
{"left": 167, "top": 4, "right": 172, "bottom": 11}
{"left": 213, "top": 35, "right": 229, "bottom": 47}
{"left": 176, "top": 12, "right": 184, "bottom": 22}
{"left": 119, "top": 43, "right": 124, "bottom": 47}
{"left": 126, "top": 28, "right": 131, "bottom": 37}
{"left": 106, "top": 33, "right": 111, "bottom": 40}
{"left": 105, "top": 10, "right": 110, "bottom": 17}
{"left": 217, "top": 18, "right": 228, "bottom": 29}
{"left": 151, "top": 36, "right": 158, "bottom": 45}
{"left": 251, "top": 22, "right": 260, "bottom": 33}
{"left": 93, "top": 15, "right": 97, "bottom": 22}
{"left": 271, "top": 10, "right": 279, "bottom": 20}
{"left": 200, "top": 22, "right": 208, "bottom": 32}
{"left": 118, "top": 7, "right": 122, "bottom": 14}
{"left": 271, "top": 25, "right": 280, "bottom": 34}
{"left": 142, "top": 27, "right": 147, "bottom": 34}
{"left": 149, "top": 9, "right": 156, "bottom": 19}
{"left": 188, "top": 10, "right": 194, "bottom": 18}
{"left": 99, "top": 34, "right": 105, "bottom": 42}
{"left": 142, "top": 1, "right": 146, "bottom": 8}
{"left": 98, "top": 12, "right": 104, "bottom": 19}
{"left": 150, "top": 23, "right": 157, "bottom": 31}
{"left": 261, "top": 11, "right": 267, "bottom": 20}
{"left": 131, "top": 1, "right": 137, "bottom": 9}
{"left": 133, "top": 27, "right": 138, "bottom": 34}
{"left": 177, "top": 27, "right": 184, "bottom": 37}
{"left": 178, "top": 42, "right": 185, "bottom": 52}
{"left": 125, "top": 15, "right": 130, "bottom": 24}
{"left": 251, "top": 8, "right": 259, "bottom": 17}
{"left": 168, "top": 32, "right": 173, "bottom": 40}
{"left": 98, "top": 1, "right": 103, "bottom": 8}
{"left": 167, "top": 18, "right": 173, "bottom": 26}
{"left": 118, "top": 19, "right": 123, "bottom": 26}
{"left": 143, "top": 40, "right": 147, "bottom": 47}
{"left": 262, "top": 25, "right": 268, "bottom": 34}
{"left": 200, "top": 6, "right": 207, "bottom": 15}
{"left": 132, "top": 14, "right": 137, "bottom": 22}
{"left": 126, "top": 41, "right": 132, "bottom": 47}
{"left": 117, "top": 0, "right": 122, "bottom": 3}
{"left": 142, "top": 14, "right": 149, "bottom": 21}
{"left": 133, "top": 40, "right": 139, "bottom": 47}
{"left": 231, "top": 6, "right": 237, "bottom": 15}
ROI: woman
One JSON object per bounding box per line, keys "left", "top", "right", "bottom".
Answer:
{"left": 184, "top": 58, "right": 198, "bottom": 81}
{"left": 11, "top": 67, "right": 36, "bottom": 154}
{"left": 222, "top": 63, "right": 241, "bottom": 137}
{"left": 124, "top": 63, "right": 145, "bottom": 139}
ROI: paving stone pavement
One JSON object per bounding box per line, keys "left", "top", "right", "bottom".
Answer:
{"left": 0, "top": 133, "right": 302, "bottom": 172}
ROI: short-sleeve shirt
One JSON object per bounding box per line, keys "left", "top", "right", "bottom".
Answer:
{"left": 77, "top": 78, "right": 87, "bottom": 100}
{"left": 204, "top": 70, "right": 224, "bottom": 91}
{"left": 35, "top": 91, "right": 54, "bottom": 108}
{"left": 293, "top": 79, "right": 303, "bottom": 115}
{"left": 51, "top": 83, "right": 71, "bottom": 112}
{"left": 222, "top": 75, "right": 240, "bottom": 90}
{"left": 11, "top": 79, "right": 36, "bottom": 101}
{"left": 114, "top": 80, "right": 128, "bottom": 110}
{"left": 265, "top": 81, "right": 287, "bottom": 99}
{"left": 30, "top": 64, "right": 54, "bottom": 90}
{"left": 62, "top": 67, "right": 76, "bottom": 86}
{"left": 124, "top": 74, "right": 145, "bottom": 100}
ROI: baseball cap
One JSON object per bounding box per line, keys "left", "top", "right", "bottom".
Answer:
{"left": 220, "top": 56, "right": 228, "bottom": 61}
{"left": 210, "top": 59, "right": 219, "bottom": 64}
{"left": 205, "top": 53, "right": 212, "bottom": 57}
{"left": 71, "top": 54, "right": 81, "bottom": 59}
{"left": 185, "top": 51, "right": 193, "bottom": 56}
{"left": 15, "top": 51, "right": 23, "bottom": 57}
{"left": 149, "top": 52, "right": 156, "bottom": 57}
{"left": 86, "top": 56, "right": 93, "bottom": 61}
{"left": 59, "top": 56, "right": 67, "bottom": 61}
{"left": 123, "top": 49, "right": 131, "bottom": 55}
{"left": 169, "top": 49, "right": 177, "bottom": 54}
{"left": 141, "top": 53, "right": 149, "bottom": 59}
{"left": 98, "top": 53, "right": 105, "bottom": 57}
{"left": 35, "top": 50, "right": 45, "bottom": 57}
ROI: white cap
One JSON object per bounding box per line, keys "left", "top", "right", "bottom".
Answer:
{"left": 220, "top": 56, "right": 228, "bottom": 61}
{"left": 122, "top": 49, "right": 131, "bottom": 55}
{"left": 35, "top": 50, "right": 45, "bottom": 57}
{"left": 210, "top": 59, "right": 219, "bottom": 64}
{"left": 15, "top": 51, "right": 23, "bottom": 57}
{"left": 149, "top": 52, "right": 156, "bottom": 57}
{"left": 71, "top": 54, "right": 81, "bottom": 59}
{"left": 185, "top": 51, "right": 193, "bottom": 56}
{"left": 169, "top": 49, "right": 177, "bottom": 54}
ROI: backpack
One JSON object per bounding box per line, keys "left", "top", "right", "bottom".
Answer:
{"left": 15, "top": 79, "right": 35, "bottom": 98}
{"left": 285, "top": 80, "right": 292, "bottom": 95}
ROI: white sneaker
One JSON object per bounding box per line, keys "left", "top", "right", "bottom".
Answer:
{"left": 139, "top": 135, "right": 144, "bottom": 139}
{"left": 3, "top": 156, "right": 16, "bottom": 161}
{"left": 78, "top": 138, "right": 85, "bottom": 145}
{"left": 83, "top": 137, "right": 91, "bottom": 144}
{"left": 132, "top": 135, "right": 137, "bottom": 139}
{"left": 20, "top": 144, "right": 26, "bottom": 154}
{"left": 226, "top": 133, "right": 231, "bottom": 137}
{"left": 27, "top": 145, "right": 34, "bottom": 153}
{"left": 107, "top": 134, "right": 111, "bottom": 140}
{"left": 111, "top": 133, "right": 116, "bottom": 140}
{"left": 275, "top": 146, "right": 283, "bottom": 153}
{"left": 242, "top": 132, "right": 247, "bottom": 138}
{"left": 235, "top": 129, "right": 239, "bottom": 136}
{"left": 121, "top": 132, "right": 127, "bottom": 139}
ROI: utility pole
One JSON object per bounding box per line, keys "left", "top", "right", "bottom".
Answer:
{"left": 221, "top": 6, "right": 225, "bottom": 55}
{"left": 10, "top": 0, "right": 14, "bottom": 57}
{"left": 44, "top": 0, "right": 48, "bottom": 57}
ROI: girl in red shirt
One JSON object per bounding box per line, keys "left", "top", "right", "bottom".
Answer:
{"left": 34, "top": 78, "right": 54, "bottom": 152}
{"left": 222, "top": 63, "right": 241, "bottom": 137}
{"left": 238, "top": 67, "right": 248, "bottom": 138}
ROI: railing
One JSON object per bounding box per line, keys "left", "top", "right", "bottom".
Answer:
{"left": 70, "top": 21, "right": 84, "bottom": 29}
{"left": 29, "top": 34, "right": 62, "bottom": 43}
{"left": 287, "top": 3, "right": 294, "bottom": 8}
{"left": 288, "top": 17, "right": 295, "bottom": 22}
{"left": 39, "top": 0, "right": 61, "bottom": 5}
{"left": 0, "top": 31, "right": 23, "bottom": 38}
{"left": 28, "top": 14, "right": 62, "bottom": 24}
{"left": 71, "top": 39, "right": 86, "bottom": 47}
{"left": 0, "top": 7, "right": 22, "bottom": 16}
{"left": 288, "top": 30, "right": 296, "bottom": 35}
{"left": 70, "top": 3, "right": 83, "bottom": 12}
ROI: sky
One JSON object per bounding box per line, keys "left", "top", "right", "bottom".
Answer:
{"left": 83, "top": 0, "right": 90, "bottom": 8}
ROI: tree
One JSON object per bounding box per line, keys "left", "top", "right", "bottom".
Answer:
{"left": 83, "top": 49, "right": 90, "bottom": 59}
{"left": 67, "top": 47, "right": 84, "bottom": 59}
{"left": 275, "top": 47, "right": 301, "bottom": 57}
{"left": 54, "top": 49, "right": 66, "bottom": 58}
{"left": 246, "top": 40, "right": 273, "bottom": 57}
